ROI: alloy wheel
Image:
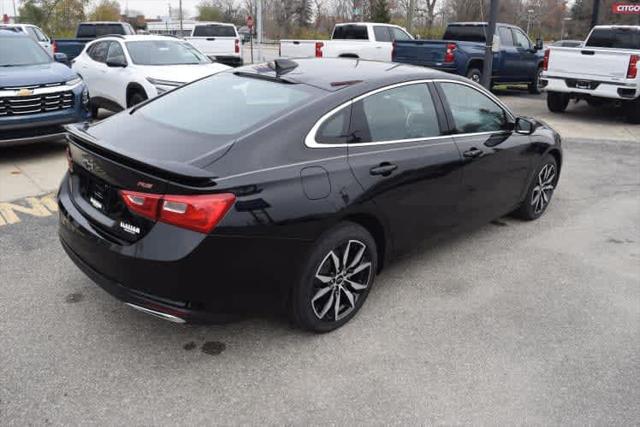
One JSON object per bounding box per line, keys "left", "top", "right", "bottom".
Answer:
{"left": 531, "top": 163, "right": 556, "bottom": 214}
{"left": 311, "top": 240, "right": 372, "bottom": 322}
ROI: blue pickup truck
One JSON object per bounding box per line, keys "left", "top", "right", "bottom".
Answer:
{"left": 393, "top": 22, "right": 545, "bottom": 93}
{"left": 54, "top": 21, "right": 136, "bottom": 62}
{"left": 1, "top": 29, "right": 90, "bottom": 145}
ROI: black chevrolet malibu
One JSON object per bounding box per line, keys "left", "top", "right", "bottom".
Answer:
{"left": 59, "top": 58, "right": 562, "bottom": 332}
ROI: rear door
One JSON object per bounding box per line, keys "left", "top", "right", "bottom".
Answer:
{"left": 497, "top": 26, "right": 520, "bottom": 81}
{"left": 436, "top": 81, "right": 534, "bottom": 221}
{"left": 81, "top": 41, "right": 110, "bottom": 99}
{"left": 346, "top": 82, "right": 464, "bottom": 254}
{"left": 511, "top": 27, "right": 539, "bottom": 81}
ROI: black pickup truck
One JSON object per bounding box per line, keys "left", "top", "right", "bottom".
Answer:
{"left": 54, "top": 22, "right": 136, "bottom": 61}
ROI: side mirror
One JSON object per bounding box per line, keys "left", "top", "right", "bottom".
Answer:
{"left": 515, "top": 117, "right": 534, "bottom": 135}
{"left": 414, "top": 33, "right": 421, "bottom": 39}
{"left": 535, "top": 38, "right": 543, "bottom": 50}
{"left": 54, "top": 52, "right": 70, "bottom": 66}
{"left": 106, "top": 57, "right": 127, "bottom": 68}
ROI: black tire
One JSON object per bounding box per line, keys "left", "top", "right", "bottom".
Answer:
{"left": 528, "top": 67, "right": 543, "bottom": 94}
{"left": 466, "top": 67, "right": 482, "bottom": 84}
{"left": 127, "top": 91, "right": 147, "bottom": 108}
{"left": 547, "top": 91, "right": 569, "bottom": 113}
{"left": 513, "top": 154, "right": 559, "bottom": 221}
{"left": 291, "top": 222, "right": 378, "bottom": 333}
{"left": 625, "top": 98, "right": 640, "bottom": 124}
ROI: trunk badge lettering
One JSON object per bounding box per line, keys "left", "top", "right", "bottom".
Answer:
{"left": 137, "top": 181, "right": 153, "bottom": 189}
{"left": 82, "top": 158, "right": 95, "bottom": 172}
{"left": 120, "top": 221, "right": 141, "bottom": 235}
{"left": 89, "top": 197, "right": 103, "bottom": 210}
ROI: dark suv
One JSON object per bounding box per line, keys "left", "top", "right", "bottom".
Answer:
{"left": 0, "top": 29, "right": 91, "bottom": 145}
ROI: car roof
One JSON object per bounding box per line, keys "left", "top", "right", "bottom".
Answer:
{"left": 92, "top": 34, "right": 185, "bottom": 42}
{"left": 0, "top": 28, "right": 30, "bottom": 37}
{"left": 238, "top": 58, "right": 466, "bottom": 92}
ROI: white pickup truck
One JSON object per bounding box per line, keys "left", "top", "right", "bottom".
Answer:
{"left": 541, "top": 25, "right": 639, "bottom": 123}
{"left": 185, "top": 22, "right": 243, "bottom": 67}
{"left": 279, "top": 22, "right": 413, "bottom": 62}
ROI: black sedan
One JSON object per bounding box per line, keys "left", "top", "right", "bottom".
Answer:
{"left": 58, "top": 58, "right": 562, "bottom": 332}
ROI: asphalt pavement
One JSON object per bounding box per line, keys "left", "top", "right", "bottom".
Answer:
{"left": 1, "top": 135, "right": 639, "bottom": 424}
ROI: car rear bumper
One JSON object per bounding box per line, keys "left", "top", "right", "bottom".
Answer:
{"left": 542, "top": 75, "right": 639, "bottom": 100}
{"left": 208, "top": 55, "right": 243, "bottom": 67}
{"left": 57, "top": 173, "right": 312, "bottom": 323}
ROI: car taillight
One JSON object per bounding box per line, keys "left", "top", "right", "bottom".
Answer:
{"left": 444, "top": 43, "right": 456, "bottom": 63}
{"left": 119, "top": 190, "right": 236, "bottom": 234}
{"left": 627, "top": 54, "right": 638, "bottom": 79}
{"left": 52, "top": 40, "right": 57, "bottom": 53}
{"left": 235, "top": 38, "right": 240, "bottom": 54}
{"left": 315, "top": 41, "right": 324, "bottom": 58}
{"left": 392, "top": 41, "right": 396, "bottom": 61}
{"left": 543, "top": 48, "right": 550, "bottom": 71}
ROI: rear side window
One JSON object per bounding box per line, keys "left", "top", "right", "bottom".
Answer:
{"left": 87, "top": 41, "right": 109, "bottom": 62}
{"left": 106, "top": 42, "right": 126, "bottom": 64}
{"left": 33, "top": 27, "right": 48, "bottom": 42}
{"left": 316, "top": 107, "right": 351, "bottom": 144}
{"left": 351, "top": 84, "right": 441, "bottom": 143}
{"left": 332, "top": 25, "right": 368, "bottom": 40}
{"left": 439, "top": 82, "right": 508, "bottom": 133}
{"left": 373, "top": 26, "right": 391, "bottom": 42}
{"left": 443, "top": 25, "right": 486, "bottom": 42}
{"left": 498, "top": 27, "right": 513, "bottom": 46}
{"left": 586, "top": 28, "right": 640, "bottom": 49}
{"left": 193, "top": 25, "right": 237, "bottom": 37}
{"left": 138, "top": 73, "right": 318, "bottom": 137}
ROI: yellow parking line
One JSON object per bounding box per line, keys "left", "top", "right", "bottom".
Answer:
{"left": 0, "top": 193, "right": 58, "bottom": 226}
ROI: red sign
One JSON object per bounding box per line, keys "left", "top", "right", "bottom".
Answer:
{"left": 246, "top": 16, "right": 254, "bottom": 29}
{"left": 2, "top": 14, "right": 9, "bottom": 24}
{"left": 612, "top": 3, "right": 640, "bottom": 14}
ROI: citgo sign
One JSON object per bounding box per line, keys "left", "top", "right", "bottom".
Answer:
{"left": 611, "top": 3, "right": 640, "bottom": 14}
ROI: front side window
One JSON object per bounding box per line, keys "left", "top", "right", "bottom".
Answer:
{"left": 126, "top": 40, "right": 211, "bottom": 65}
{"left": 373, "top": 26, "right": 391, "bottom": 42}
{"left": 391, "top": 27, "right": 411, "bottom": 41}
{"left": 352, "top": 84, "right": 440, "bottom": 143}
{"left": 138, "top": 73, "right": 318, "bottom": 137}
{"left": 512, "top": 29, "right": 531, "bottom": 49}
{"left": 439, "top": 82, "right": 508, "bottom": 133}
{"left": 106, "top": 42, "right": 126, "bottom": 64}
{"left": 0, "top": 36, "right": 51, "bottom": 66}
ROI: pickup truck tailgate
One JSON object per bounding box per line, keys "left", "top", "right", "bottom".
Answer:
{"left": 393, "top": 40, "right": 449, "bottom": 65}
{"left": 186, "top": 37, "right": 236, "bottom": 56}
{"left": 547, "top": 46, "right": 634, "bottom": 80}
{"left": 279, "top": 40, "right": 318, "bottom": 58}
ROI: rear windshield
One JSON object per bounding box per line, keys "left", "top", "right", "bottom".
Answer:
{"left": 585, "top": 28, "right": 640, "bottom": 49}
{"left": 332, "top": 25, "right": 368, "bottom": 40}
{"left": 77, "top": 23, "right": 129, "bottom": 38}
{"left": 193, "top": 25, "right": 236, "bottom": 37}
{"left": 0, "top": 36, "right": 51, "bottom": 66}
{"left": 443, "top": 25, "right": 487, "bottom": 42}
{"left": 126, "top": 40, "right": 211, "bottom": 65}
{"left": 137, "top": 73, "right": 318, "bottom": 137}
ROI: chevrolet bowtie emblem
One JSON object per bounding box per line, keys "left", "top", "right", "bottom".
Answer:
{"left": 17, "top": 88, "right": 34, "bottom": 97}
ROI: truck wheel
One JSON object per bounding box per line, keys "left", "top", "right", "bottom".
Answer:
{"left": 466, "top": 68, "right": 482, "bottom": 84}
{"left": 547, "top": 92, "right": 569, "bottom": 113}
{"left": 626, "top": 98, "right": 640, "bottom": 124}
{"left": 528, "top": 68, "right": 543, "bottom": 94}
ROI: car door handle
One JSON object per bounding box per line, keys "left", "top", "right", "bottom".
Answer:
{"left": 370, "top": 162, "right": 398, "bottom": 176}
{"left": 463, "top": 147, "right": 483, "bottom": 158}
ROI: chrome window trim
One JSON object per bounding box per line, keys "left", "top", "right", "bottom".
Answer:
{"left": 304, "top": 78, "right": 515, "bottom": 149}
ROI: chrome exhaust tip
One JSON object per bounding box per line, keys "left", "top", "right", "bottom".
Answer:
{"left": 125, "top": 303, "right": 186, "bottom": 324}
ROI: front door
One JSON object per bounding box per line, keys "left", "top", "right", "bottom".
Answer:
{"left": 511, "top": 28, "right": 539, "bottom": 83}
{"left": 436, "top": 81, "right": 534, "bottom": 222}
{"left": 346, "top": 82, "right": 464, "bottom": 255}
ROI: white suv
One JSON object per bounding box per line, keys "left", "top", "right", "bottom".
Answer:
{"left": 0, "top": 24, "right": 53, "bottom": 56}
{"left": 72, "top": 35, "right": 230, "bottom": 115}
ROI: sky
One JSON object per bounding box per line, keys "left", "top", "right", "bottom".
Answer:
{"left": 0, "top": 0, "right": 206, "bottom": 20}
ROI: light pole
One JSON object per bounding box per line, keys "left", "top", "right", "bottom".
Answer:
{"left": 526, "top": 9, "right": 534, "bottom": 35}
{"left": 257, "top": 0, "right": 263, "bottom": 62}
{"left": 560, "top": 17, "right": 571, "bottom": 40}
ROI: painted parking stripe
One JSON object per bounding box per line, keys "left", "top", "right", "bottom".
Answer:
{"left": 0, "top": 193, "right": 58, "bottom": 227}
